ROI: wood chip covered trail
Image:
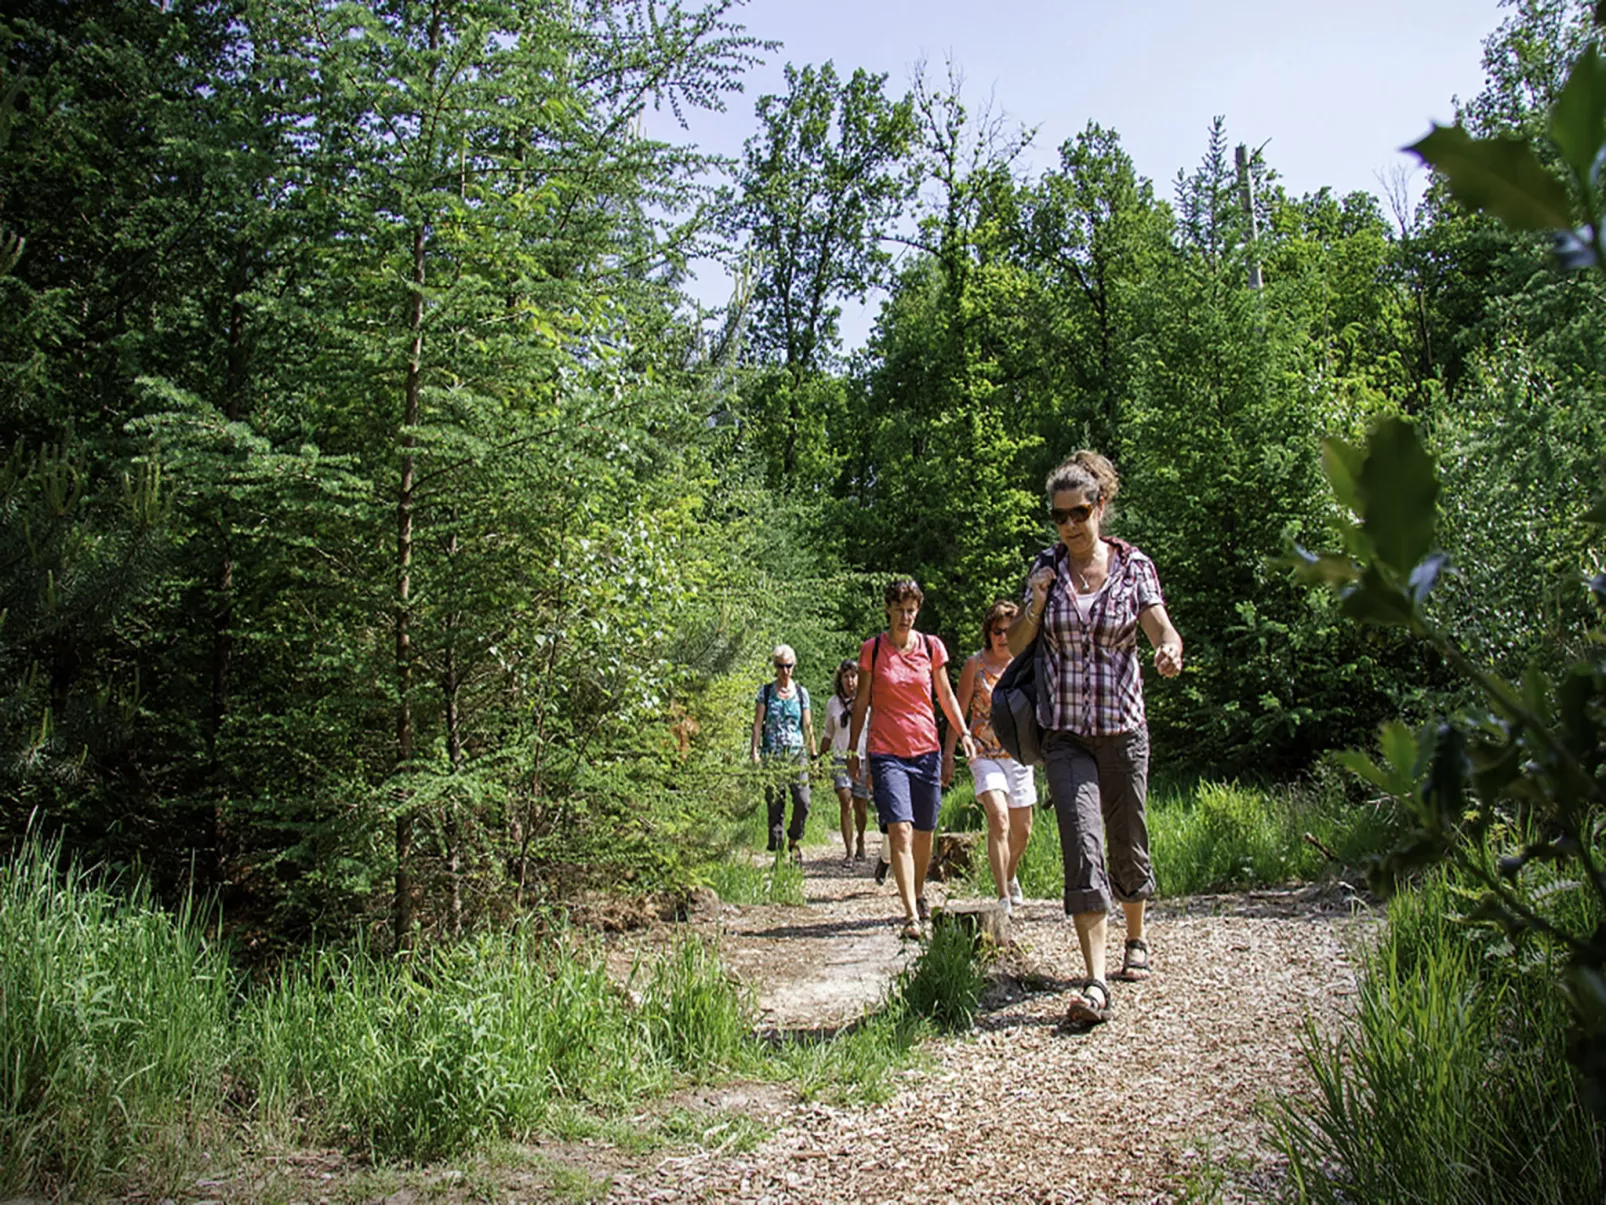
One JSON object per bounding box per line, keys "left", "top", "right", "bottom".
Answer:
{"left": 608, "top": 851, "right": 1363, "bottom": 1205}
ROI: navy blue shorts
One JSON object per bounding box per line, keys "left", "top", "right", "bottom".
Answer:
{"left": 869, "top": 751, "right": 943, "bottom": 832}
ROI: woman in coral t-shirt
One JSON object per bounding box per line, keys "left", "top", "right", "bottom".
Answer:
{"left": 847, "top": 577, "right": 976, "bottom": 940}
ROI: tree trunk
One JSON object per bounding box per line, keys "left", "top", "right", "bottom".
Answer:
{"left": 203, "top": 290, "right": 249, "bottom": 887}
{"left": 444, "top": 525, "right": 463, "bottom": 939}
{"left": 394, "top": 221, "right": 426, "bottom": 953}
{"left": 1235, "top": 144, "right": 1263, "bottom": 292}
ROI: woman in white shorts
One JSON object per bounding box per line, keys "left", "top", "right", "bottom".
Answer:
{"left": 943, "top": 599, "right": 1037, "bottom": 914}
{"left": 821, "top": 659, "right": 872, "bottom": 864}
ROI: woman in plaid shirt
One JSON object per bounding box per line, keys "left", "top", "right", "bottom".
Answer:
{"left": 1006, "top": 451, "right": 1183, "bottom": 1026}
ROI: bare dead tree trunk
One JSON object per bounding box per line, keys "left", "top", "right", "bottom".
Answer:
{"left": 1235, "top": 144, "right": 1263, "bottom": 292}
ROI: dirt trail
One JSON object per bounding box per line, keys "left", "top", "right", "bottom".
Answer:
{"left": 606, "top": 842, "right": 1366, "bottom": 1204}
{"left": 183, "top": 846, "right": 1366, "bottom": 1205}
{"left": 716, "top": 854, "right": 919, "bottom": 1031}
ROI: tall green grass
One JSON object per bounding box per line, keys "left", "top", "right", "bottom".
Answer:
{"left": 0, "top": 832, "right": 928, "bottom": 1193}
{"left": 0, "top": 837, "right": 235, "bottom": 1198}
{"left": 891, "top": 915, "right": 988, "bottom": 1032}
{"left": 1148, "top": 777, "right": 1394, "bottom": 894}
{"left": 240, "top": 928, "right": 762, "bottom": 1161}
{"left": 1273, "top": 868, "right": 1606, "bottom": 1204}
{"left": 940, "top": 773, "right": 1398, "bottom": 902}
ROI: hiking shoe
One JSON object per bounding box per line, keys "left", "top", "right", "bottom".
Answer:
{"left": 997, "top": 896, "right": 1013, "bottom": 917}
{"left": 916, "top": 895, "right": 930, "bottom": 922}
{"left": 1008, "top": 876, "right": 1024, "bottom": 906}
{"left": 874, "top": 858, "right": 890, "bottom": 885}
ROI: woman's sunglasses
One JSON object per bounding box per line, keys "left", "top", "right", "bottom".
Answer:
{"left": 1051, "top": 504, "right": 1095, "bottom": 526}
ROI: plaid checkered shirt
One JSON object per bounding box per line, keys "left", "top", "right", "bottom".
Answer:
{"left": 1023, "top": 538, "right": 1166, "bottom": 736}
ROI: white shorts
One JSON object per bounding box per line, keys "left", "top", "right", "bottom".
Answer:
{"left": 969, "top": 756, "right": 1037, "bottom": 809}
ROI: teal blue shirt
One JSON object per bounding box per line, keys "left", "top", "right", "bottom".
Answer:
{"left": 757, "top": 682, "right": 810, "bottom": 757}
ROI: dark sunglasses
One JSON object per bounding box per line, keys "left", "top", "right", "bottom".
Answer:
{"left": 1051, "top": 504, "right": 1095, "bottom": 525}
{"left": 774, "top": 661, "right": 795, "bottom": 670}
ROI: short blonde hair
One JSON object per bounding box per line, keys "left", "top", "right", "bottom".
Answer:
{"left": 771, "top": 644, "right": 797, "bottom": 666}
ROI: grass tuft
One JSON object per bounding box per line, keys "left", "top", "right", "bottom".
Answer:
{"left": 887, "top": 916, "right": 988, "bottom": 1033}
{"left": 633, "top": 934, "right": 755, "bottom": 1074}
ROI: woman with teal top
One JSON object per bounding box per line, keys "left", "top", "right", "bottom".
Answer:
{"left": 751, "top": 644, "right": 817, "bottom": 861}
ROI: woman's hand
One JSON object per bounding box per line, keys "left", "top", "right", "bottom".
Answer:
{"left": 1153, "top": 643, "right": 1183, "bottom": 678}
{"left": 959, "top": 731, "right": 979, "bottom": 761}
{"left": 941, "top": 749, "right": 955, "bottom": 789}
{"left": 1027, "top": 564, "right": 1055, "bottom": 610}
{"left": 846, "top": 752, "right": 860, "bottom": 780}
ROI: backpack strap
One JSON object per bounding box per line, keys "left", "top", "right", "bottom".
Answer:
{"left": 869, "top": 634, "right": 881, "bottom": 710}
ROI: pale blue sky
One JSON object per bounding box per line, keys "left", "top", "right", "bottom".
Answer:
{"left": 658, "top": 0, "right": 1506, "bottom": 346}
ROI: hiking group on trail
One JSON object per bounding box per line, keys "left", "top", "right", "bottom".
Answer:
{"left": 750, "top": 450, "right": 1183, "bottom": 1027}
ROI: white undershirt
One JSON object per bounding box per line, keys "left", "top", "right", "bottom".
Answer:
{"left": 1072, "top": 577, "right": 1109, "bottom": 625}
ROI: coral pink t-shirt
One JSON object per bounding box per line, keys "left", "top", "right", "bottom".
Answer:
{"left": 858, "top": 632, "right": 949, "bottom": 758}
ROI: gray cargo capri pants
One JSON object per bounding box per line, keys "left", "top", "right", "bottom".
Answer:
{"left": 1042, "top": 726, "right": 1154, "bottom": 915}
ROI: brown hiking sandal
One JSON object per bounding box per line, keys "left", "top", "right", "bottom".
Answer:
{"left": 1063, "top": 978, "right": 1112, "bottom": 1027}
{"left": 1114, "top": 937, "right": 1152, "bottom": 982}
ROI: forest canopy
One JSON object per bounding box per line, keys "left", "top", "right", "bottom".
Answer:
{"left": 1, "top": 0, "right": 1601, "bottom": 947}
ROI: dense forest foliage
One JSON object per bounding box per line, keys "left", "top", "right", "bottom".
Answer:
{"left": 2, "top": 0, "right": 1602, "bottom": 950}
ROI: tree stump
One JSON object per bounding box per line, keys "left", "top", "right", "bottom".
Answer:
{"left": 935, "top": 898, "right": 1009, "bottom": 947}
{"left": 926, "top": 830, "right": 980, "bottom": 882}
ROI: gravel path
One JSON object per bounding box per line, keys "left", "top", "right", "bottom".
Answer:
{"left": 606, "top": 845, "right": 1364, "bottom": 1204}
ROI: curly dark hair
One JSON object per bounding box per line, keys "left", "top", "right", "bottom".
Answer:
{"left": 883, "top": 576, "right": 925, "bottom": 607}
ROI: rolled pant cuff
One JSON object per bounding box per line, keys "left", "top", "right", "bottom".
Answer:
{"left": 1063, "top": 888, "right": 1110, "bottom": 916}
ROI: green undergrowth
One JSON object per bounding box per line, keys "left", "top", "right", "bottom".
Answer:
{"left": 688, "top": 764, "right": 845, "bottom": 904}
{"left": 698, "top": 849, "right": 806, "bottom": 906}
{"left": 1273, "top": 864, "right": 1606, "bottom": 1203}
{"left": 940, "top": 771, "right": 1399, "bottom": 902}
{"left": 0, "top": 832, "right": 971, "bottom": 1198}
{"left": 0, "top": 837, "right": 235, "bottom": 1198}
